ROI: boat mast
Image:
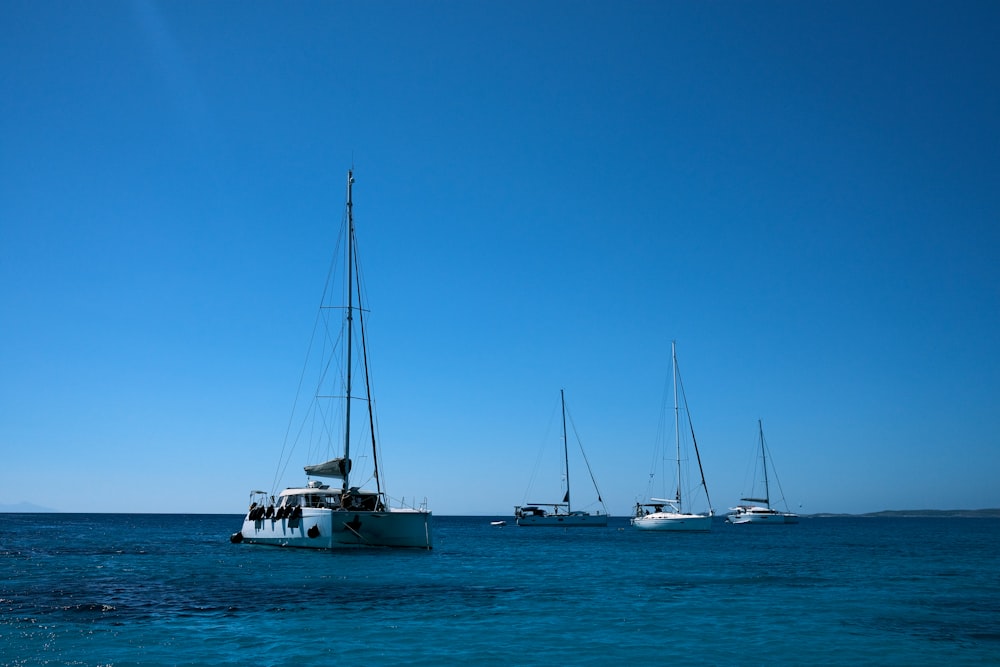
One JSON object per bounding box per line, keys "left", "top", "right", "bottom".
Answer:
{"left": 342, "top": 170, "right": 355, "bottom": 494}
{"left": 672, "top": 341, "right": 682, "bottom": 511}
{"left": 759, "top": 419, "right": 770, "bottom": 508}
{"left": 561, "top": 389, "right": 571, "bottom": 512}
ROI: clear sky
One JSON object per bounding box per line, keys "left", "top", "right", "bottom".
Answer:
{"left": 2, "top": 1, "right": 998, "bottom": 516}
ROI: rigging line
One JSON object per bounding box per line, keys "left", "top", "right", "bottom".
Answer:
{"left": 352, "top": 222, "right": 383, "bottom": 497}
{"left": 270, "top": 207, "right": 348, "bottom": 494}
{"left": 740, "top": 427, "right": 761, "bottom": 499}
{"left": 522, "top": 397, "right": 559, "bottom": 503}
{"left": 675, "top": 358, "right": 714, "bottom": 513}
{"left": 278, "top": 311, "right": 348, "bottom": 489}
{"left": 341, "top": 520, "right": 373, "bottom": 545}
{"left": 646, "top": 357, "right": 673, "bottom": 497}
{"left": 761, "top": 425, "right": 793, "bottom": 512}
{"left": 272, "top": 303, "right": 325, "bottom": 494}
{"left": 564, "top": 404, "right": 609, "bottom": 511}
{"left": 339, "top": 183, "right": 384, "bottom": 495}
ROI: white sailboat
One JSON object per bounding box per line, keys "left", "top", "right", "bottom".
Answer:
{"left": 632, "top": 341, "right": 714, "bottom": 532}
{"left": 231, "top": 171, "right": 432, "bottom": 549}
{"left": 726, "top": 419, "right": 798, "bottom": 525}
{"left": 514, "top": 390, "right": 609, "bottom": 527}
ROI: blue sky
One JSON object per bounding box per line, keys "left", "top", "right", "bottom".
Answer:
{"left": 2, "top": 1, "right": 998, "bottom": 515}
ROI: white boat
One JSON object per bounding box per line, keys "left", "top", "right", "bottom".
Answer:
{"left": 490, "top": 520, "right": 507, "bottom": 527}
{"left": 726, "top": 420, "right": 798, "bottom": 525}
{"left": 515, "top": 390, "right": 609, "bottom": 527}
{"left": 231, "top": 171, "right": 432, "bottom": 549}
{"left": 632, "top": 342, "right": 714, "bottom": 532}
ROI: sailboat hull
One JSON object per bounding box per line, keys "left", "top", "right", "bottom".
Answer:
{"left": 631, "top": 512, "right": 712, "bottom": 532}
{"left": 515, "top": 513, "right": 608, "bottom": 527}
{"left": 238, "top": 507, "right": 433, "bottom": 549}
{"left": 726, "top": 506, "right": 797, "bottom": 525}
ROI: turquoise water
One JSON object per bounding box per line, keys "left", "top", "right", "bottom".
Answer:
{"left": 2, "top": 514, "right": 998, "bottom": 665}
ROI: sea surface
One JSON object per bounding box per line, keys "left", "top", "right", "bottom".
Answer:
{"left": 1, "top": 514, "right": 998, "bottom": 666}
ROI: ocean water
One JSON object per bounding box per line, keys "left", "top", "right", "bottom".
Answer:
{"left": 1, "top": 514, "right": 998, "bottom": 666}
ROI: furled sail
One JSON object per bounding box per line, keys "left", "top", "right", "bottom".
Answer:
{"left": 304, "top": 457, "right": 352, "bottom": 479}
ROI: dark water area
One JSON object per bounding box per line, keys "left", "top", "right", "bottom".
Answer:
{"left": 1, "top": 514, "right": 998, "bottom": 665}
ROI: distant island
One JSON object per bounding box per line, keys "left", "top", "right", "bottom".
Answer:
{"left": 0, "top": 502, "right": 57, "bottom": 513}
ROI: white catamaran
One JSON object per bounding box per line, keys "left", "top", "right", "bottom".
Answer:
{"left": 515, "top": 390, "right": 609, "bottom": 527}
{"left": 632, "top": 341, "right": 714, "bottom": 532}
{"left": 726, "top": 419, "right": 798, "bottom": 525}
{"left": 231, "top": 171, "right": 432, "bottom": 549}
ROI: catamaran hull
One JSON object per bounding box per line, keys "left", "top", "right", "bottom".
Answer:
{"left": 516, "top": 514, "right": 608, "bottom": 527}
{"left": 631, "top": 513, "right": 712, "bottom": 532}
{"left": 238, "top": 507, "right": 432, "bottom": 549}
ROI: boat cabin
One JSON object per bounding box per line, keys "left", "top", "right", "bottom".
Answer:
{"left": 516, "top": 506, "right": 547, "bottom": 517}
{"left": 246, "top": 481, "right": 384, "bottom": 520}
{"left": 514, "top": 503, "right": 576, "bottom": 519}
{"left": 277, "top": 488, "right": 342, "bottom": 509}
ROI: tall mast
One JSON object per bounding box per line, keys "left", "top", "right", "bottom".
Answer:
{"left": 561, "top": 389, "right": 571, "bottom": 512}
{"left": 342, "top": 170, "right": 355, "bottom": 493}
{"left": 673, "top": 341, "right": 682, "bottom": 510}
{"left": 759, "top": 419, "right": 770, "bottom": 508}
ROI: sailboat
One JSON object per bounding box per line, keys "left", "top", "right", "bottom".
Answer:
{"left": 632, "top": 341, "right": 714, "bottom": 532}
{"left": 727, "top": 420, "right": 798, "bottom": 524}
{"left": 514, "top": 390, "right": 609, "bottom": 527}
{"left": 231, "top": 171, "right": 432, "bottom": 549}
